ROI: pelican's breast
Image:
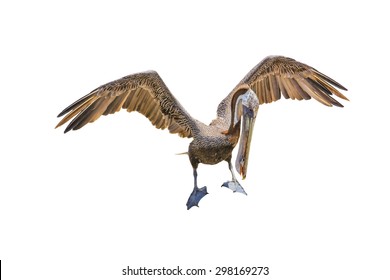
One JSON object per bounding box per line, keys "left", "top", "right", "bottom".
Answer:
{"left": 189, "top": 124, "right": 238, "bottom": 165}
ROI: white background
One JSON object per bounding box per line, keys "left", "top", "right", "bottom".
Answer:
{"left": 1, "top": 0, "right": 389, "bottom": 279}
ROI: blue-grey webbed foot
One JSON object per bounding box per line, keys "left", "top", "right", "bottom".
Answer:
{"left": 186, "top": 186, "right": 208, "bottom": 210}
{"left": 221, "top": 180, "right": 247, "bottom": 195}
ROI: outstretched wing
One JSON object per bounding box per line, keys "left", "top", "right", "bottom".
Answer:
{"left": 239, "top": 55, "right": 348, "bottom": 106}
{"left": 56, "top": 71, "right": 197, "bottom": 137}
{"left": 217, "top": 55, "right": 348, "bottom": 118}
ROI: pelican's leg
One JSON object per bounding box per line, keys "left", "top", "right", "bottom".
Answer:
{"left": 186, "top": 168, "right": 208, "bottom": 210}
{"left": 221, "top": 160, "right": 247, "bottom": 195}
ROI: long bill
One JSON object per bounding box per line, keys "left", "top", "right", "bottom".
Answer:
{"left": 235, "top": 106, "right": 256, "bottom": 180}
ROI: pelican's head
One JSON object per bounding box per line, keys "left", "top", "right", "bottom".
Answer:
{"left": 232, "top": 86, "right": 259, "bottom": 179}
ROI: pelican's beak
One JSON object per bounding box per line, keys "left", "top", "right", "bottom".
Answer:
{"left": 235, "top": 106, "right": 257, "bottom": 180}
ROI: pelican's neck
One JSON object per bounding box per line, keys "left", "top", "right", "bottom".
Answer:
{"left": 227, "top": 86, "right": 249, "bottom": 134}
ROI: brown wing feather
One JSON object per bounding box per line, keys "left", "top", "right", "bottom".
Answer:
{"left": 238, "top": 55, "right": 348, "bottom": 107}
{"left": 56, "top": 71, "right": 197, "bottom": 137}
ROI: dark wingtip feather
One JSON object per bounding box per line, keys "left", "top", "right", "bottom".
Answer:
{"left": 57, "top": 92, "right": 95, "bottom": 118}
{"left": 57, "top": 110, "right": 69, "bottom": 118}
{"left": 313, "top": 68, "right": 348, "bottom": 91}
{"left": 305, "top": 77, "right": 345, "bottom": 107}
{"left": 64, "top": 126, "right": 72, "bottom": 133}
{"left": 57, "top": 104, "right": 75, "bottom": 118}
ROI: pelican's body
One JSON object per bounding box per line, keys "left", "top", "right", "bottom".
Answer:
{"left": 56, "top": 56, "right": 348, "bottom": 209}
{"left": 190, "top": 129, "right": 236, "bottom": 165}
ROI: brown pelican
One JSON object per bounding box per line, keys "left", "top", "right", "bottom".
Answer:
{"left": 56, "top": 56, "right": 348, "bottom": 209}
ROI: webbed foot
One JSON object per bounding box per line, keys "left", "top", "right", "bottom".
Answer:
{"left": 221, "top": 181, "right": 247, "bottom": 195}
{"left": 186, "top": 186, "right": 208, "bottom": 210}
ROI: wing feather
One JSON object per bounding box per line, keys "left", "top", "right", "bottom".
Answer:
{"left": 103, "top": 91, "right": 130, "bottom": 115}
{"left": 56, "top": 71, "right": 197, "bottom": 137}
{"left": 276, "top": 75, "right": 289, "bottom": 100}
{"left": 290, "top": 79, "right": 311, "bottom": 100}
{"left": 269, "top": 75, "right": 280, "bottom": 102}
